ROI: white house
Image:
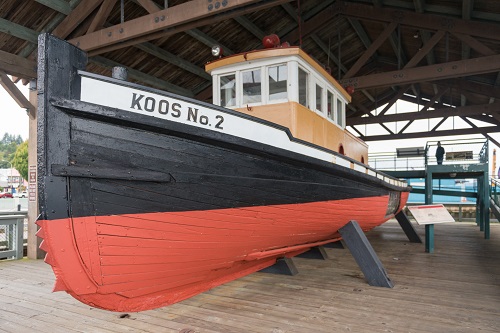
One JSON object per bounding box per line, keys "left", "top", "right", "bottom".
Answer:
{"left": 0, "top": 168, "right": 27, "bottom": 191}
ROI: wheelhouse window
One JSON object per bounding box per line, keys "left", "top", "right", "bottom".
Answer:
{"left": 298, "top": 68, "right": 308, "bottom": 107}
{"left": 315, "top": 84, "right": 323, "bottom": 113}
{"left": 337, "top": 98, "right": 344, "bottom": 127}
{"left": 220, "top": 74, "right": 236, "bottom": 107}
{"left": 327, "top": 91, "right": 334, "bottom": 121}
{"left": 268, "top": 64, "right": 288, "bottom": 101}
{"left": 242, "top": 69, "right": 262, "bottom": 104}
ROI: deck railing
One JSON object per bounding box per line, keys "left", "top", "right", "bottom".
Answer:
{"left": 369, "top": 138, "right": 488, "bottom": 172}
{"left": 0, "top": 210, "right": 28, "bottom": 260}
{"left": 491, "top": 178, "right": 500, "bottom": 207}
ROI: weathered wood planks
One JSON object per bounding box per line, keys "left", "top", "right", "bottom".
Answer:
{"left": 0, "top": 220, "right": 499, "bottom": 332}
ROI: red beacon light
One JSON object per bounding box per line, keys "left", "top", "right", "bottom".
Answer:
{"left": 262, "top": 34, "right": 289, "bottom": 49}
{"left": 262, "top": 34, "right": 280, "bottom": 48}
{"left": 345, "top": 86, "right": 355, "bottom": 95}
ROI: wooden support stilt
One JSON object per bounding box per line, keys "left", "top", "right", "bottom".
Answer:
{"left": 296, "top": 246, "right": 329, "bottom": 260}
{"left": 260, "top": 257, "right": 298, "bottom": 276}
{"left": 395, "top": 211, "right": 422, "bottom": 243}
{"left": 323, "top": 240, "right": 344, "bottom": 249}
{"left": 339, "top": 220, "right": 394, "bottom": 288}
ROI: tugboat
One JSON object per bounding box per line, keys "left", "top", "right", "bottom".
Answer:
{"left": 36, "top": 34, "right": 410, "bottom": 312}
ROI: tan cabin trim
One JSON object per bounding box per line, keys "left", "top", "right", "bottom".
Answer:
{"left": 234, "top": 101, "right": 367, "bottom": 164}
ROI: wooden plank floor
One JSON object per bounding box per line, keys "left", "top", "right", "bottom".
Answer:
{"left": 1, "top": 220, "right": 499, "bottom": 333}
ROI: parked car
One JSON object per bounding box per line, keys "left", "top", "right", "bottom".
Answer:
{"left": 0, "top": 192, "right": 13, "bottom": 198}
{"left": 13, "top": 191, "right": 28, "bottom": 198}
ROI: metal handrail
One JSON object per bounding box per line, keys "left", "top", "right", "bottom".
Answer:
{"left": 491, "top": 177, "right": 500, "bottom": 207}
{"left": 370, "top": 138, "right": 488, "bottom": 172}
{"left": 0, "top": 211, "right": 27, "bottom": 260}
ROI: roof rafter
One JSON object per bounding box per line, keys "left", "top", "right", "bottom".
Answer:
{"left": 348, "top": 102, "right": 500, "bottom": 126}
{"left": 52, "top": 0, "right": 104, "bottom": 39}
{"left": 0, "top": 18, "right": 38, "bottom": 43}
{"left": 87, "top": 0, "right": 117, "bottom": 33}
{"left": 339, "top": 2, "right": 500, "bottom": 41}
{"left": 356, "top": 126, "right": 499, "bottom": 142}
{"left": 69, "top": 0, "right": 292, "bottom": 53}
{"left": 0, "top": 50, "right": 37, "bottom": 79}
{"left": 0, "top": 71, "right": 35, "bottom": 115}
{"left": 35, "top": 0, "right": 74, "bottom": 15}
{"left": 135, "top": 0, "right": 161, "bottom": 14}
{"left": 344, "top": 22, "right": 397, "bottom": 79}
{"left": 340, "top": 54, "right": 500, "bottom": 90}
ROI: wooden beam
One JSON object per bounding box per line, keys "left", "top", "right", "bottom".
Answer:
{"left": 186, "top": 29, "right": 234, "bottom": 56}
{"left": 451, "top": 33, "right": 496, "bottom": 56}
{"left": 17, "top": 1, "right": 82, "bottom": 59}
{"left": 0, "top": 71, "right": 35, "bottom": 115}
{"left": 135, "top": 0, "right": 161, "bottom": 14}
{"left": 340, "top": 54, "right": 500, "bottom": 90}
{"left": 52, "top": 0, "right": 104, "bottom": 39}
{"left": 234, "top": 16, "right": 267, "bottom": 40}
{"left": 85, "top": 0, "right": 290, "bottom": 56}
{"left": 347, "top": 103, "right": 500, "bottom": 126}
{"left": 278, "top": 0, "right": 334, "bottom": 43}
{"left": 433, "top": 78, "right": 500, "bottom": 100}
{"left": 35, "top": 0, "right": 73, "bottom": 14}
{"left": 378, "top": 86, "right": 411, "bottom": 116}
{"left": 0, "top": 50, "right": 37, "bottom": 79}
{"left": 133, "top": 43, "right": 211, "bottom": 80}
{"left": 344, "top": 22, "right": 397, "bottom": 79}
{"left": 357, "top": 126, "right": 500, "bottom": 142}
{"left": 404, "top": 30, "right": 445, "bottom": 69}
{"left": 69, "top": 0, "right": 284, "bottom": 52}
{"left": 87, "top": 0, "right": 118, "bottom": 33}
{"left": 0, "top": 18, "right": 38, "bottom": 44}
{"left": 281, "top": 4, "right": 333, "bottom": 44}
{"left": 339, "top": 2, "right": 500, "bottom": 41}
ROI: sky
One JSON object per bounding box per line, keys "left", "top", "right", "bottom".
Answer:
{"left": 0, "top": 79, "right": 30, "bottom": 140}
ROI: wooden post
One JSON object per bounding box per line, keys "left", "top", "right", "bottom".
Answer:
{"left": 339, "top": 220, "right": 393, "bottom": 288}
{"left": 27, "top": 79, "right": 43, "bottom": 259}
{"left": 395, "top": 211, "right": 422, "bottom": 243}
{"left": 260, "top": 257, "right": 299, "bottom": 276}
{"left": 296, "top": 246, "right": 329, "bottom": 260}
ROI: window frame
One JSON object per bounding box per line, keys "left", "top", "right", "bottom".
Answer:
{"left": 218, "top": 73, "right": 237, "bottom": 108}
{"left": 315, "top": 83, "right": 324, "bottom": 115}
{"left": 297, "top": 66, "right": 309, "bottom": 108}
{"left": 241, "top": 68, "right": 263, "bottom": 106}
{"left": 266, "top": 63, "right": 289, "bottom": 105}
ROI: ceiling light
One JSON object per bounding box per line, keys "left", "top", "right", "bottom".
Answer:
{"left": 211, "top": 45, "right": 222, "bottom": 57}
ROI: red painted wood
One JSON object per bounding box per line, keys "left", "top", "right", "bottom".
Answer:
{"left": 38, "top": 194, "right": 408, "bottom": 312}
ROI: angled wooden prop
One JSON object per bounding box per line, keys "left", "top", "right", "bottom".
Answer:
{"left": 0, "top": 71, "right": 35, "bottom": 116}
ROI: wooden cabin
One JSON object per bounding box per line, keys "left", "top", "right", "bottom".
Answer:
{"left": 206, "top": 46, "right": 368, "bottom": 164}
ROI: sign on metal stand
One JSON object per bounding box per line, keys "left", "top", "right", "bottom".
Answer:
{"left": 407, "top": 204, "right": 455, "bottom": 253}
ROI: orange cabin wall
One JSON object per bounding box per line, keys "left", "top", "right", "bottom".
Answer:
{"left": 234, "top": 102, "right": 368, "bottom": 164}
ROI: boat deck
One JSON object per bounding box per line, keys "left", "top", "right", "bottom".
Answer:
{"left": 1, "top": 220, "right": 499, "bottom": 333}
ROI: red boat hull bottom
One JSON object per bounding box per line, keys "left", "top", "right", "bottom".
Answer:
{"left": 37, "top": 193, "right": 408, "bottom": 312}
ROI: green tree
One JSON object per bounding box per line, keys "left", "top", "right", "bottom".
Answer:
{"left": 0, "top": 133, "right": 23, "bottom": 167}
{"left": 11, "top": 140, "right": 28, "bottom": 180}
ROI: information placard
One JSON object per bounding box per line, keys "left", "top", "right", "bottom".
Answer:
{"left": 407, "top": 204, "right": 455, "bottom": 225}
{"left": 28, "top": 165, "right": 36, "bottom": 202}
